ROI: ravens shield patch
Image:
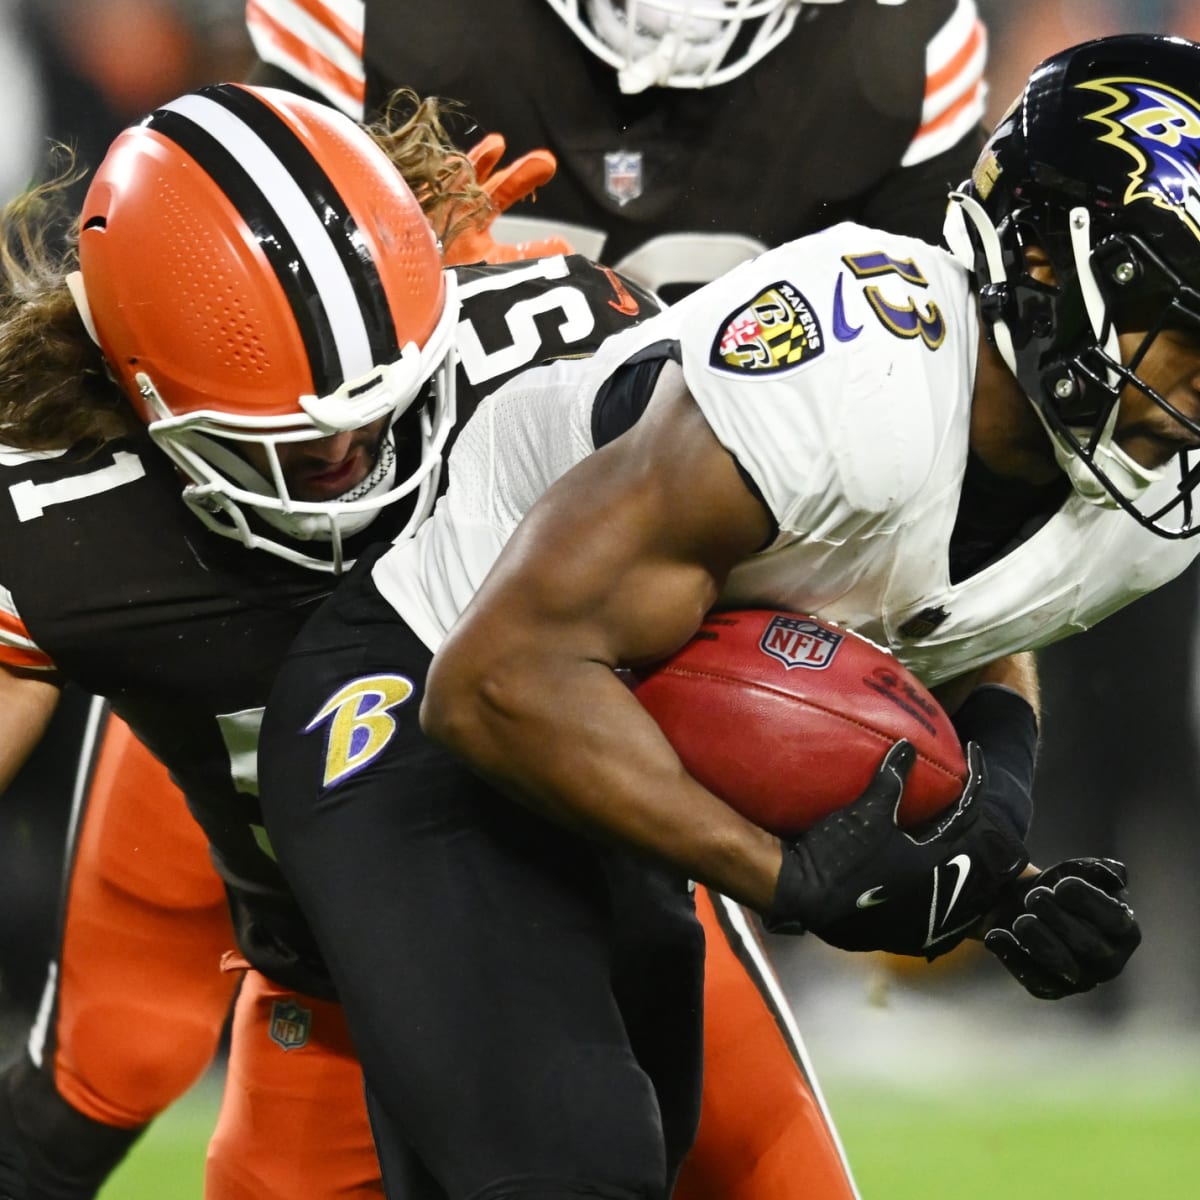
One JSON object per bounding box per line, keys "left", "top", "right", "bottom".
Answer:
{"left": 709, "top": 281, "right": 824, "bottom": 375}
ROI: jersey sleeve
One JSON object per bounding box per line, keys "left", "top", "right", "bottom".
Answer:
{"left": 245, "top": 0, "right": 367, "bottom": 120}
{"left": 900, "top": 0, "right": 987, "bottom": 167}
{"left": 669, "top": 228, "right": 966, "bottom": 541}
{"left": 0, "top": 584, "right": 55, "bottom": 671}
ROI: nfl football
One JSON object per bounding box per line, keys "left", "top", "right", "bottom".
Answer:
{"left": 632, "top": 610, "right": 968, "bottom": 836}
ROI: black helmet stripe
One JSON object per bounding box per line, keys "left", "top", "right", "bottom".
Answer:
{"left": 145, "top": 85, "right": 400, "bottom": 397}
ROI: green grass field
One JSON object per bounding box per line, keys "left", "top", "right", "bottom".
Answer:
{"left": 98, "top": 1064, "right": 1200, "bottom": 1199}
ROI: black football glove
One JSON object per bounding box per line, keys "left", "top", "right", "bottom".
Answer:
{"left": 811, "top": 691, "right": 1046, "bottom": 960}
{"left": 796, "top": 684, "right": 1040, "bottom": 958}
{"left": 983, "top": 857, "right": 1141, "bottom": 999}
{"left": 803, "top": 742, "right": 1029, "bottom": 956}
{"left": 764, "top": 740, "right": 1026, "bottom": 951}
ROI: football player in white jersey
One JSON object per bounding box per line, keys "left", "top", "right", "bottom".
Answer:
{"left": 6, "top": 3, "right": 995, "bottom": 1196}
{"left": 256, "top": 32, "right": 1192, "bottom": 1198}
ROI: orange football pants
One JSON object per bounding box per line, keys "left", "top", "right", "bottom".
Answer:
{"left": 46, "top": 707, "right": 238, "bottom": 1128}
{"left": 56, "top": 713, "right": 858, "bottom": 1198}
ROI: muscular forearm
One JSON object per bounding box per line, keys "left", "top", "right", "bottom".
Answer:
{"left": 423, "top": 652, "right": 784, "bottom": 911}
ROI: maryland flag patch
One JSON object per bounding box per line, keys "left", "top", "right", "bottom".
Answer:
{"left": 709, "top": 281, "right": 824, "bottom": 376}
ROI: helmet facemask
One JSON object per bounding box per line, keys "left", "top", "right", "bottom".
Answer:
{"left": 136, "top": 278, "right": 459, "bottom": 574}
{"left": 547, "top": 0, "right": 805, "bottom": 93}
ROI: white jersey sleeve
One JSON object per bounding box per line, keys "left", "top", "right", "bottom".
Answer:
{"left": 367, "top": 224, "right": 1200, "bottom": 686}
{"left": 671, "top": 224, "right": 976, "bottom": 545}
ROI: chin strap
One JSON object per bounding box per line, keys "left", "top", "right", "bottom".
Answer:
{"left": 1035, "top": 401, "right": 1165, "bottom": 509}
{"left": 1067, "top": 205, "right": 1122, "bottom": 387}
{"left": 943, "top": 191, "right": 1018, "bottom": 374}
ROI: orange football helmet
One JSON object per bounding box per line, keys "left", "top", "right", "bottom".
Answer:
{"left": 72, "top": 83, "right": 459, "bottom": 571}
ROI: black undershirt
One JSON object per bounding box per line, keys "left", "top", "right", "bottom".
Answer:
{"left": 949, "top": 450, "right": 1071, "bottom": 584}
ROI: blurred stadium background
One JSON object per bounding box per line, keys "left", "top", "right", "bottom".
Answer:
{"left": 0, "top": 1, "right": 1198, "bottom": 1195}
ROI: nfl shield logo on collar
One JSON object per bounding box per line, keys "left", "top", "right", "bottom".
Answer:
{"left": 268, "top": 1000, "right": 312, "bottom": 1051}
{"left": 605, "top": 151, "right": 643, "bottom": 206}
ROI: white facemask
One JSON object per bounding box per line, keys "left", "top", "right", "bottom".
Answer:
{"left": 548, "top": 0, "right": 806, "bottom": 92}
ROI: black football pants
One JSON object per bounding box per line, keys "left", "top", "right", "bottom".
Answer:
{"left": 257, "top": 567, "right": 705, "bottom": 1200}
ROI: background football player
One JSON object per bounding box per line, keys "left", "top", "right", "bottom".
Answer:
{"left": 246, "top": 0, "right": 989, "bottom": 297}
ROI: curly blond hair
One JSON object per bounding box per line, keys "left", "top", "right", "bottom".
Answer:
{"left": 0, "top": 89, "right": 485, "bottom": 452}
{"left": 370, "top": 89, "right": 489, "bottom": 252}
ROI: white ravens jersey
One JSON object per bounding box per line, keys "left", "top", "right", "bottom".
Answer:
{"left": 372, "top": 224, "right": 1200, "bottom": 686}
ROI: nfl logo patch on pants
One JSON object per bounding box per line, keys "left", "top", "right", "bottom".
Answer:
{"left": 269, "top": 1000, "right": 312, "bottom": 1050}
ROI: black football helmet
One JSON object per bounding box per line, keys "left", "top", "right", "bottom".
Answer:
{"left": 943, "top": 33, "right": 1200, "bottom": 537}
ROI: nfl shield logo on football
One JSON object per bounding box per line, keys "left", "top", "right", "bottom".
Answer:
{"left": 605, "top": 151, "right": 643, "bottom": 206}
{"left": 268, "top": 1000, "right": 312, "bottom": 1051}
{"left": 759, "top": 614, "right": 843, "bottom": 670}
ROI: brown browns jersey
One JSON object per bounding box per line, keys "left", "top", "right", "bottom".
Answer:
{"left": 0, "top": 254, "right": 657, "bottom": 993}
{"left": 247, "top": 0, "right": 988, "bottom": 292}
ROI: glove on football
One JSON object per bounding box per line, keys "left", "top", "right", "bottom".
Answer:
{"left": 805, "top": 685, "right": 1039, "bottom": 958}
{"left": 983, "top": 857, "right": 1141, "bottom": 999}
{"left": 795, "top": 741, "right": 1030, "bottom": 956}
{"left": 441, "top": 133, "right": 574, "bottom": 266}
{"left": 764, "top": 739, "right": 1026, "bottom": 951}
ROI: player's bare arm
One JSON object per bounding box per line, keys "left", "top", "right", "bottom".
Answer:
{"left": 423, "top": 363, "right": 788, "bottom": 910}
{"left": 932, "top": 651, "right": 1040, "bottom": 718}
{"left": 0, "top": 665, "right": 60, "bottom": 792}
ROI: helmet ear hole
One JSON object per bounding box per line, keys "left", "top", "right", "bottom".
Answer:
{"left": 1020, "top": 243, "right": 1057, "bottom": 286}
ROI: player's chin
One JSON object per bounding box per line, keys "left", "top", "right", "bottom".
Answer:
{"left": 1117, "top": 429, "right": 1196, "bottom": 470}
{"left": 1151, "top": 438, "right": 1200, "bottom": 469}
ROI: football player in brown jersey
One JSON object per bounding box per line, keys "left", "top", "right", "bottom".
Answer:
{"left": 0, "top": 84, "right": 637, "bottom": 1199}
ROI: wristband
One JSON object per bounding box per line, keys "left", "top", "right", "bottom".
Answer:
{"left": 950, "top": 685, "right": 1037, "bottom": 837}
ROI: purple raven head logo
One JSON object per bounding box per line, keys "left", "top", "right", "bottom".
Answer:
{"left": 1079, "top": 76, "right": 1200, "bottom": 243}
